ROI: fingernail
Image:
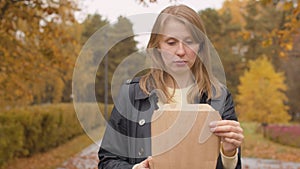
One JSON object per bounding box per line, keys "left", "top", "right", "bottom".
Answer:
{"left": 209, "top": 121, "right": 217, "bottom": 127}
{"left": 210, "top": 127, "right": 216, "bottom": 132}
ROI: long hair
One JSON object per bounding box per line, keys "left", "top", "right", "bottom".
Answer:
{"left": 140, "top": 4, "right": 221, "bottom": 103}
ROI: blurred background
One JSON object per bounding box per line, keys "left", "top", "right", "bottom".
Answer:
{"left": 0, "top": 0, "right": 299, "bottom": 168}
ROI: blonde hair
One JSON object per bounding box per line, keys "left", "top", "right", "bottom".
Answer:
{"left": 140, "top": 4, "right": 221, "bottom": 103}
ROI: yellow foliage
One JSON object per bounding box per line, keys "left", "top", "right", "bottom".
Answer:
{"left": 53, "top": 77, "right": 64, "bottom": 103}
{"left": 262, "top": 38, "right": 272, "bottom": 47}
{"left": 283, "top": 2, "right": 293, "bottom": 11}
{"left": 285, "top": 43, "right": 293, "bottom": 51}
{"left": 0, "top": 72, "right": 6, "bottom": 84}
{"left": 241, "top": 31, "right": 251, "bottom": 40}
{"left": 279, "top": 52, "right": 286, "bottom": 58}
{"left": 219, "top": 0, "right": 248, "bottom": 26}
{"left": 236, "top": 56, "right": 290, "bottom": 123}
{"left": 0, "top": 0, "right": 80, "bottom": 108}
{"left": 257, "top": 0, "right": 299, "bottom": 58}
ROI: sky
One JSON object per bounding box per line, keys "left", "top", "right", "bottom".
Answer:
{"left": 75, "top": 0, "right": 225, "bottom": 48}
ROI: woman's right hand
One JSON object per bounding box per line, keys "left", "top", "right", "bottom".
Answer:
{"left": 132, "top": 157, "right": 153, "bottom": 169}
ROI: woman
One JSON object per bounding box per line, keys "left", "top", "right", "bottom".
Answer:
{"left": 98, "top": 4, "right": 244, "bottom": 169}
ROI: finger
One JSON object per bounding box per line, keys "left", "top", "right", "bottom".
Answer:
{"left": 136, "top": 165, "right": 150, "bottom": 169}
{"left": 148, "top": 156, "right": 154, "bottom": 169}
{"left": 214, "top": 131, "right": 244, "bottom": 140}
{"left": 223, "top": 137, "right": 243, "bottom": 148}
{"left": 211, "top": 125, "right": 243, "bottom": 134}
{"left": 210, "top": 120, "right": 241, "bottom": 127}
{"left": 141, "top": 157, "right": 152, "bottom": 168}
{"left": 141, "top": 161, "right": 149, "bottom": 168}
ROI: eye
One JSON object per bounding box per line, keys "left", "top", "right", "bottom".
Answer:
{"left": 163, "top": 37, "right": 178, "bottom": 46}
{"left": 166, "top": 39, "right": 177, "bottom": 46}
{"left": 184, "top": 39, "right": 195, "bottom": 45}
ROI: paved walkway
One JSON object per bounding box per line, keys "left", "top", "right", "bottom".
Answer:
{"left": 57, "top": 141, "right": 100, "bottom": 169}
{"left": 57, "top": 142, "right": 300, "bottom": 169}
{"left": 242, "top": 158, "right": 300, "bottom": 169}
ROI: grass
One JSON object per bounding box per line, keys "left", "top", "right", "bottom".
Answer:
{"left": 241, "top": 122, "right": 300, "bottom": 162}
{"left": 2, "top": 127, "right": 104, "bottom": 169}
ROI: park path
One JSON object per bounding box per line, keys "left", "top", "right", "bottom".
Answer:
{"left": 57, "top": 141, "right": 101, "bottom": 169}
{"left": 57, "top": 141, "right": 300, "bottom": 169}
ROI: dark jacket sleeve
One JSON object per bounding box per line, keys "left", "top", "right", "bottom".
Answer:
{"left": 98, "top": 83, "right": 135, "bottom": 169}
{"left": 215, "top": 89, "right": 242, "bottom": 169}
{"left": 98, "top": 148, "right": 134, "bottom": 169}
{"left": 98, "top": 106, "right": 134, "bottom": 169}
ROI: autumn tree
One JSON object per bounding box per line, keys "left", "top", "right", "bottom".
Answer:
{"left": 219, "top": 0, "right": 247, "bottom": 26}
{"left": 95, "top": 16, "right": 138, "bottom": 103}
{"left": 71, "top": 14, "right": 109, "bottom": 102}
{"left": 281, "top": 35, "right": 300, "bottom": 121}
{"left": 239, "top": 1, "right": 289, "bottom": 62}
{"left": 0, "top": 0, "right": 80, "bottom": 108}
{"left": 260, "top": 0, "right": 300, "bottom": 57}
{"left": 80, "top": 14, "right": 108, "bottom": 45}
{"left": 199, "top": 8, "right": 243, "bottom": 96}
{"left": 73, "top": 14, "right": 138, "bottom": 103}
{"left": 236, "top": 56, "right": 290, "bottom": 123}
{"left": 237, "top": 1, "right": 300, "bottom": 121}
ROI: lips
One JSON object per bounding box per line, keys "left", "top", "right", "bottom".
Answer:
{"left": 173, "top": 60, "right": 188, "bottom": 66}
{"left": 174, "top": 60, "right": 186, "bottom": 63}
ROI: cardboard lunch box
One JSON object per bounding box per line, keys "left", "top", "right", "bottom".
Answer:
{"left": 149, "top": 104, "right": 221, "bottom": 169}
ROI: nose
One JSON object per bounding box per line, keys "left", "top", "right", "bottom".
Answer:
{"left": 175, "top": 42, "right": 186, "bottom": 57}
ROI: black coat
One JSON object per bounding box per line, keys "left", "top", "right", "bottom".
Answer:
{"left": 98, "top": 77, "right": 242, "bottom": 169}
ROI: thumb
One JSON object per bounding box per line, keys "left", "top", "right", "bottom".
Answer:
{"left": 142, "top": 156, "right": 152, "bottom": 167}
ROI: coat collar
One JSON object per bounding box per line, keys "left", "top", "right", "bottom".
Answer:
{"left": 128, "top": 77, "right": 149, "bottom": 100}
{"left": 135, "top": 84, "right": 149, "bottom": 100}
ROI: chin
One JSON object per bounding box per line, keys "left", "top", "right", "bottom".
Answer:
{"left": 169, "top": 68, "right": 191, "bottom": 75}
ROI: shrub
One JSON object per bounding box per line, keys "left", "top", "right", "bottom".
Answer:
{"left": 0, "top": 103, "right": 112, "bottom": 167}
{"left": 0, "top": 104, "right": 89, "bottom": 166}
{"left": 264, "top": 124, "right": 300, "bottom": 148}
{"left": 0, "top": 115, "right": 24, "bottom": 166}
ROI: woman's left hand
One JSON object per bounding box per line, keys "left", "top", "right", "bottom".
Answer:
{"left": 209, "top": 120, "right": 244, "bottom": 157}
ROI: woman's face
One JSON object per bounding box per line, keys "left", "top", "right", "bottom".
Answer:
{"left": 158, "top": 19, "right": 199, "bottom": 76}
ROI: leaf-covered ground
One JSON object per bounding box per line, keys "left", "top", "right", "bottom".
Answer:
{"left": 241, "top": 122, "right": 300, "bottom": 162}
{"left": 2, "top": 134, "right": 93, "bottom": 169}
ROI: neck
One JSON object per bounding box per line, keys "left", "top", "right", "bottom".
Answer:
{"left": 165, "top": 72, "right": 194, "bottom": 89}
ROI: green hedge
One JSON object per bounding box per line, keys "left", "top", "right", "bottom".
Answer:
{"left": 0, "top": 103, "right": 113, "bottom": 167}
{"left": 0, "top": 104, "right": 83, "bottom": 166}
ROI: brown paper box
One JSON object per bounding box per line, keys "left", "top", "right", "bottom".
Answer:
{"left": 150, "top": 104, "right": 221, "bottom": 169}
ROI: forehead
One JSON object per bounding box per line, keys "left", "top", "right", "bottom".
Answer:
{"left": 160, "top": 18, "right": 192, "bottom": 40}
